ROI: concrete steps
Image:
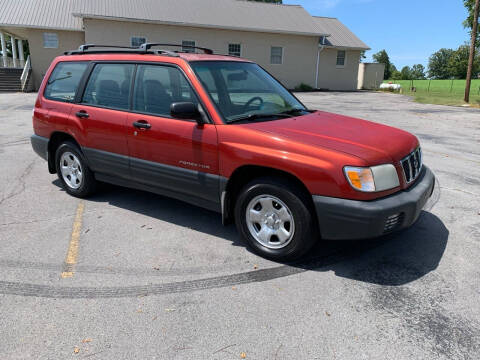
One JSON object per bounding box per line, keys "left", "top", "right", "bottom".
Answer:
{"left": 0, "top": 68, "right": 23, "bottom": 92}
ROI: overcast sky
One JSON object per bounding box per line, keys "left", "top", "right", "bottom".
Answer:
{"left": 284, "top": 0, "right": 471, "bottom": 69}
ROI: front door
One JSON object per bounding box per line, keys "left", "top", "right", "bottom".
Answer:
{"left": 126, "top": 64, "right": 219, "bottom": 208}
{"left": 70, "top": 62, "right": 135, "bottom": 180}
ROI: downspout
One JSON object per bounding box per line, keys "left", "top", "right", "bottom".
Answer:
{"left": 315, "top": 45, "right": 324, "bottom": 89}
{"left": 315, "top": 35, "right": 329, "bottom": 89}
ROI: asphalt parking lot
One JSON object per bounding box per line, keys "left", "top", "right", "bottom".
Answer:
{"left": 1, "top": 91, "right": 479, "bottom": 359}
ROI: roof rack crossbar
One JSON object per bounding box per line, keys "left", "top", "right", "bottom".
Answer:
{"left": 151, "top": 49, "right": 180, "bottom": 57}
{"left": 139, "top": 43, "right": 214, "bottom": 54}
{"left": 64, "top": 43, "right": 213, "bottom": 57}
{"left": 65, "top": 44, "right": 142, "bottom": 55}
{"left": 79, "top": 44, "right": 137, "bottom": 51}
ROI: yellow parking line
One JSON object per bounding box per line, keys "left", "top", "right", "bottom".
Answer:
{"left": 61, "top": 201, "right": 85, "bottom": 278}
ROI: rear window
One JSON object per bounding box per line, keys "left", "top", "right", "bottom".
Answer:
{"left": 44, "top": 62, "right": 88, "bottom": 102}
{"left": 81, "top": 63, "right": 135, "bottom": 110}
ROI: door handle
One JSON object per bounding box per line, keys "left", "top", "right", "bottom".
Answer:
{"left": 75, "top": 111, "right": 89, "bottom": 118}
{"left": 132, "top": 121, "right": 151, "bottom": 129}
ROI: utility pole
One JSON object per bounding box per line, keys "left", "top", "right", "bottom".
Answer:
{"left": 465, "top": 0, "right": 479, "bottom": 103}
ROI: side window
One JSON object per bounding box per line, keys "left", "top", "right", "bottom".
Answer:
{"left": 182, "top": 40, "right": 196, "bottom": 53}
{"left": 43, "top": 33, "right": 58, "bottom": 48}
{"left": 133, "top": 65, "right": 198, "bottom": 118}
{"left": 336, "top": 50, "right": 346, "bottom": 67}
{"left": 270, "top": 46, "right": 283, "bottom": 64}
{"left": 228, "top": 44, "right": 241, "bottom": 57}
{"left": 82, "top": 63, "right": 135, "bottom": 110}
{"left": 44, "top": 62, "right": 88, "bottom": 102}
{"left": 131, "top": 36, "right": 146, "bottom": 47}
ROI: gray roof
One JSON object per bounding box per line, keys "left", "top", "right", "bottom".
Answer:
{"left": 0, "top": 0, "right": 369, "bottom": 49}
{"left": 0, "top": 0, "right": 82, "bottom": 31}
{"left": 72, "top": 0, "right": 328, "bottom": 36}
{"left": 313, "top": 16, "right": 369, "bottom": 50}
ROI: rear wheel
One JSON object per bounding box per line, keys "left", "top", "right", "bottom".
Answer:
{"left": 234, "top": 177, "right": 317, "bottom": 261}
{"left": 55, "top": 141, "right": 96, "bottom": 197}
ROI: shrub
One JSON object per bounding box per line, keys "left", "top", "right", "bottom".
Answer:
{"left": 294, "top": 83, "right": 314, "bottom": 91}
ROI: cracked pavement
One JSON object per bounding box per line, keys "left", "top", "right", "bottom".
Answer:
{"left": 0, "top": 91, "right": 479, "bottom": 359}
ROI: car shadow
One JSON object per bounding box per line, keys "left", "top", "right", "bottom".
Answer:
{"left": 297, "top": 212, "right": 448, "bottom": 286}
{"left": 52, "top": 180, "right": 448, "bottom": 287}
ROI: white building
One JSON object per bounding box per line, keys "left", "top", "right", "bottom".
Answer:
{"left": 0, "top": 0, "right": 370, "bottom": 91}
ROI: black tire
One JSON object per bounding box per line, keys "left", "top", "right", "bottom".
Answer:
{"left": 234, "top": 177, "right": 317, "bottom": 261}
{"left": 55, "top": 141, "right": 96, "bottom": 197}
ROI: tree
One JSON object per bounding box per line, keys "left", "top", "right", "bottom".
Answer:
{"left": 400, "top": 66, "right": 413, "bottom": 80}
{"left": 448, "top": 44, "right": 478, "bottom": 79}
{"left": 372, "top": 49, "right": 393, "bottom": 79}
{"left": 359, "top": 50, "right": 367, "bottom": 62}
{"left": 428, "top": 48, "right": 454, "bottom": 79}
{"left": 464, "top": 0, "right": 479, "bottom": 102}
{"left": 464, "top": 0, "right": 480, "bottom": 42}
{"left": 411, "top": 64, "right": 426, "bottom": 79}
{"left": 390, "top": 70, "right": 402, "bottom": 80}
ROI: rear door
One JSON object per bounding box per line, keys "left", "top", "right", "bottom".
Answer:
{"left": 126, "top": 63, "right": 220, "bottom": 208}
{"left": 38, "top": 61, "right": 89, "bottom": 138}
{"left": 70, "top": 62, "right": 135, "bottom": 180}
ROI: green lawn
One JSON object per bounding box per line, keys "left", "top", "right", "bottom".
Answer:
{"left": 382, "top": 79, "right": 480, "bottom": 107}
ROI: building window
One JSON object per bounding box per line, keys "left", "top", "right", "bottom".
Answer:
{"left": 182, "top": 40, "right": 196, "bottom": 53}
{"left": 228, "top": 43, "right": 241, "bottom": 57}
{"left": 131, "top": 36, "right": 146, "bottom": 47}
{"left": 43, "top": 33, "right": 58, "bottom": 48}
{"left": 270, "top": 46, "right": 283, "bottom": 64}
{"left": 336, "top": 50, "right": 346, "bottom": 67}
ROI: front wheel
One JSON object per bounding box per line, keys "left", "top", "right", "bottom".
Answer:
{"left": 55, "top": 141, "right": 96, "bottom": 197}
{"left": 234, "top": 177, "right": 317, "bottom": 261}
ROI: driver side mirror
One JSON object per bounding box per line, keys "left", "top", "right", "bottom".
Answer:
{"left": 170, "top": 102, "right": 205, "bottom": 125}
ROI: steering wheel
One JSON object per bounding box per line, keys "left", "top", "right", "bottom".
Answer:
{"left": 242, "top": 96, "right": 264, "bottom": 112}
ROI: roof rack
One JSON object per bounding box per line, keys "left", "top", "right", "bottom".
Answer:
{"left": 64, "top": 43, "right": 213, "bottom": 56}
{"left": 139, "top": 43, "right": 214, "bottom": 54}
{"left": 64, "top": 44, "right": 179, "bottom": 57}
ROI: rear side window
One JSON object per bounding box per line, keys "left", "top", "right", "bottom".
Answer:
{"left": 82, "top": 63, "right": 135, "bottom": 110}
{"left": 133, "top": 65, "right": 198, "bottom": 117}
{"left": 44, "top": 62, "right": 88, "bottom": 102}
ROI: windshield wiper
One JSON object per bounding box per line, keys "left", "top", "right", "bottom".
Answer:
{"left": 281, "top": 108, "right": 310, "bottom": 115}
{"left": 227, "top": 112, "right": 294, "bottom": 123}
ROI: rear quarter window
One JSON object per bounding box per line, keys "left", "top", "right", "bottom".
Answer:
{"left": 44, "top": 62, "right": 88, "bottom": 102}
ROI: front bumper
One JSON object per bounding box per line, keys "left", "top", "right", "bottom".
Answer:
{"left": 313, "top": 166, "right": 435, "bottom": 240}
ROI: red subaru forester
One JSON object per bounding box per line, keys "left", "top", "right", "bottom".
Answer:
{"left": 31, "top": 44, "right": 435, "bottom": 261}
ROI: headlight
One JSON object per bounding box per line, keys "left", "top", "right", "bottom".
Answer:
{"left": 344, "top": 164, "right": 400, "bottom": 192}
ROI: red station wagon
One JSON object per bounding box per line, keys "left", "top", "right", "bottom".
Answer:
{"left": 31, "top": 44, "right": 435, "bottom": 261}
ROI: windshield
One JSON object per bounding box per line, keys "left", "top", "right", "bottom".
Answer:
{"left": 190, "top": 61, "right": 307, "bottom": 123}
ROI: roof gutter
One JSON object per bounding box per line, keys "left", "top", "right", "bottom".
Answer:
{"left": 0, "top": 23, "right": 82, "bottom": 32}
{"left": 73, "top": 14, "right": 330, "bottom": 37}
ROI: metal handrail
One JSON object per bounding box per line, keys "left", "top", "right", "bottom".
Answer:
{"left": 20, "top": 55, "right": 31, "bottom": 91}
{"left": 1, "top": 56, "right": 25, "bottom": 69}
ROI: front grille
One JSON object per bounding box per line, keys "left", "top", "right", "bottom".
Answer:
{"left": 401, "top": 147, "right": 422, "bottom": 184}
{"left": 383, "top": 213, "right": 405, "bottom": 233}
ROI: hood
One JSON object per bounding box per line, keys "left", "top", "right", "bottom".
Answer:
{"left": 239, "top": 111, "right": 419, "bottom": 164}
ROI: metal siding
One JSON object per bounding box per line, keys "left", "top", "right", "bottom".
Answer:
{"left": 72, "top": 0, "right": 326, "bottom": 36}
{"left": 0, "top": 0, "right": 82, "bottom": 30}
{"left": 0, "top": 0, "right": 368, "bottom": 46}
